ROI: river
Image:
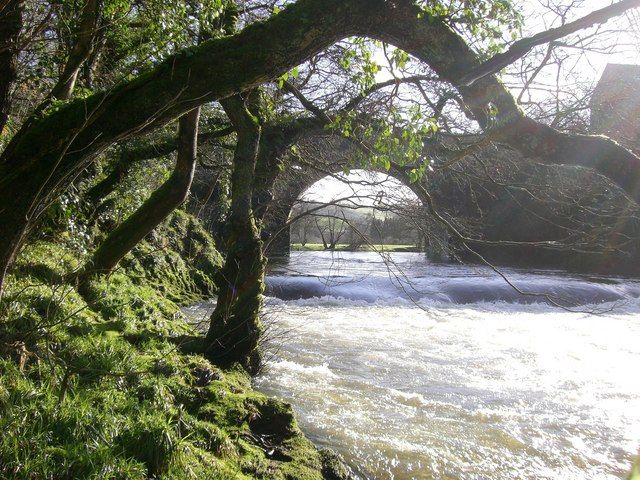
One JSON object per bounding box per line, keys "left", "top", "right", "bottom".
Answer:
{"left": 186, "top": 251, "right": 640, "bottom": 479}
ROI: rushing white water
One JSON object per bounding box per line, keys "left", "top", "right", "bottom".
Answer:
{"left": 188, "top": 252, "right": 640, "bottom": 479}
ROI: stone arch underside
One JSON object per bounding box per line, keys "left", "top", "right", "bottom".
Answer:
{"left": 261, "top": 136, "right": 434, "bottom": 256}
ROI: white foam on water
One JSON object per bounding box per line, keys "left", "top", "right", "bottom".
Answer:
{"left": 265, "top": 359, "right": 338, "bottom": 379}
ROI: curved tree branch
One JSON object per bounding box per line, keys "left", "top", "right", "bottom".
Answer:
{"left": 458, "top": 0, "right": 640, "bottom": 87}
{"left": 79, "top": 107, "right": 201, "bottom": 282}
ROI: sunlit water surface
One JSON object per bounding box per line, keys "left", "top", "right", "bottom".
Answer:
{"left": 185, "top": 252, "right": 640, "bottom": 479}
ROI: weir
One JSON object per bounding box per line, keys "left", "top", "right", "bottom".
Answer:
{"left": 251, "top": 251, "right": 640, "bottom": 479}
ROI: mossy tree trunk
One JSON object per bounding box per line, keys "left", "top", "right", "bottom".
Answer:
{"left": 79, "top": 107, "right": 201, "bottom": 282}
{"left": 0, "top": 0, "right": 23, "bottom": 134}
{"left": 205, "top": 94, "right": 266, "bottom": 373}
{"left": 202, "top": 118, "right": 326, "bottom": 372}
{"left": 1, "top": 0, "right": 639, "bottom": 295}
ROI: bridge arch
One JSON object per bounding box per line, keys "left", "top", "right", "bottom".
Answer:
{"left": 260, "top": 136, "right": 441, "bottom": 256}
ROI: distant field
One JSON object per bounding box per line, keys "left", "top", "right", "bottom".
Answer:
{"left": 291, "top": 243, "right": 421, "bottom": 252}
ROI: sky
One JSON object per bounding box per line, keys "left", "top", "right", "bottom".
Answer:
{"left": 514, "top": 0, "right": 640, "bottom": 89}
{"left": 302, "top": 170, "right": 418, "bottom": 205}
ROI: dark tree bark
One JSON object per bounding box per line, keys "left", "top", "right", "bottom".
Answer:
{"left": 205, "top": 94, "right": 266, "bottom": 373}
{"left": 50, "top": 0, "right": 102, "bottom": 100}
{"left": 0, "top": 0, "right": 639, "bottom": 294}
{"left": 79, "top": 107, "right": 200, "bottom": 282}
{"left": 86, "top": 140, "right": 182, "bottom": 206}
{"left": 0, "top": 0, "right": 23, "bottom": 134}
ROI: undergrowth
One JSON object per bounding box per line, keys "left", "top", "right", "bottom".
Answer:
{"left": 0, "top": 212, "right": 340, "bottom": 479}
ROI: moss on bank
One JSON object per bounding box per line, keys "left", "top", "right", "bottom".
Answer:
{"left": 0, "top": 211, "right": 349, "bottom": 479}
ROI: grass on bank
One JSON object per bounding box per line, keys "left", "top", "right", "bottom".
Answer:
{"left": 0, "top": 213, "right": 345, "bottom": 480}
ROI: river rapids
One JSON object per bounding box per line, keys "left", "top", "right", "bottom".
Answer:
{"left": 185, "top": 251, "right": 640, "bottom": 479}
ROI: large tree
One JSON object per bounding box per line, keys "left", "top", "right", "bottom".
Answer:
{"left": 204, "top": 93, "right": 266, "bottom": 372}
{"left": 0, "top": 0, "right": 639, "bottom": 296}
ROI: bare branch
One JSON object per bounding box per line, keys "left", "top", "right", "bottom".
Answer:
{"left": 458, "top": 0, "right": 640, "bottom": 87}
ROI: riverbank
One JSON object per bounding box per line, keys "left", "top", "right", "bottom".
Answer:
{"left": 0, "top": 212, "right": 350, "bottom": 479}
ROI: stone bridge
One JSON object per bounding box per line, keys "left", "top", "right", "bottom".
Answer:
{"left": 260, "top": 135, "right": 440, "bottom": 256}
{"left": 256, "top": 129, "right": 640, "bottom": 274}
